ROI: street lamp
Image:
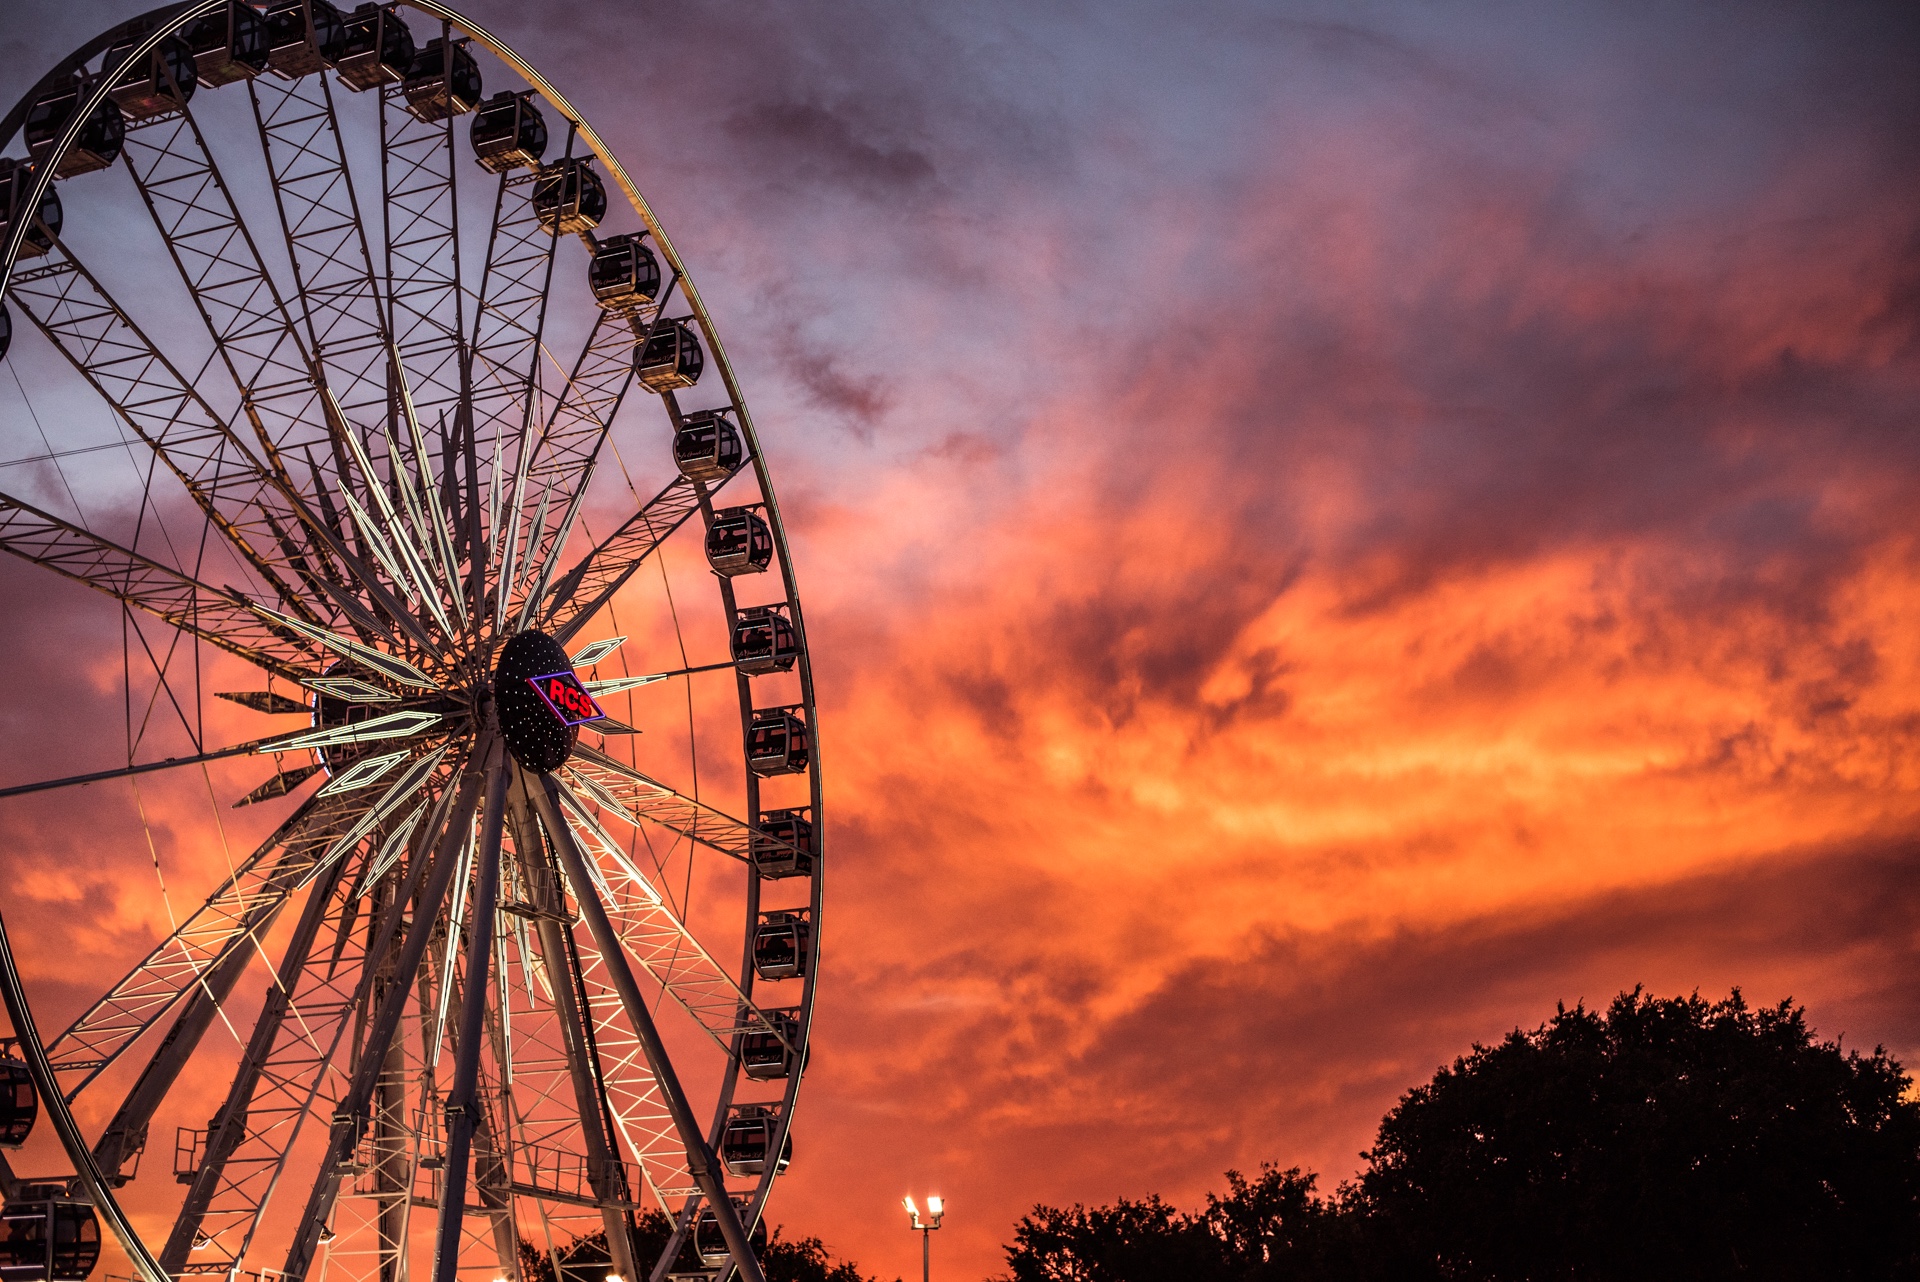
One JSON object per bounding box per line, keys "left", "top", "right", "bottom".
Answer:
{"left": 902, "top": 1195, "right": 945, "bottom": 1282}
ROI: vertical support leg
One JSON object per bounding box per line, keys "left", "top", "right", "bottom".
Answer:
{"left": 505, "top": 781, "right": 638, "bottom": 1282}
{"left": 432, "top": 757, "right": 509, "bottom": 1282}
{"left": 526, "top": 770, "right": 767, "bottom": 1282}
{"left": 283, "top": 734, "right": 496, "bottom": 1282}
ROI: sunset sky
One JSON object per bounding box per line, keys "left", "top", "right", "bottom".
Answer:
{"left": 5, "top": 1, "right": 1920, "bottom": 1278}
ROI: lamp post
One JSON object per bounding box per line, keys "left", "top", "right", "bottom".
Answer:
{"left": 902, "top": 1195, "right": 945, "bottom": 1282}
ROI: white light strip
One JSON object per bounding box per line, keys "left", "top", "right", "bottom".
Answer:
{"left": 556, "top": 782, "right": 661, "bottom": 908}
{"left": 388, "top": 344, "right": 463, "bottom": 602}
{"left": 582, "top": 674, "right": 666, "bottom": 696}
{"left": 569, "top": 636, "right": 627, "bottom": 667}
{"left": 493, "top": 413, "right": 541, "bottom": 634}
{"left": 250, "top": 602, "right": 438, "bottom": 690}
{"left": 311, "top": 745, "right": 451, "bottom": 879}
{"left": 303, "top": 676, "right": 399, "bottom": 703}
{"left": 355, "top": 797, "right": 430, "bottom": 898}
{"left": 496, "top": 908, "right": 514, "bottom": 1083}
{"left": 430, "top": 814, "right": 477, "bottom": 1068}
{"left": 331, "top": 389, "right": 453, "bottom": 634}
{"left": 513, "top": 478, "right": 552, "bottom": 598}
{"left": 564, "top": 761, "right": 671, "bottom": 813}
{"left": 385, "top": 358, "right": 468, "bottom": 633}
{"left": 255, "top": 709, "right": 442, "bottom": 754}
{"left": 487, "top": 429, "right": 505, "bottom": 630}
{"left": 315, "top": 749, "right": 410, "bottom": 796}
{"left": 339, "top": 484, "right": 418, "bottom": 606}
{"left": 516, "top": 460, "right": 592, "bottom": 634}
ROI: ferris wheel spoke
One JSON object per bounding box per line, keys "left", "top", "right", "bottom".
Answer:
{"left": 468, "top": 166, "right": 559, "bottom": 450}
{"left": 528, "top": 770, "right": 768, "bottom": 1282}
{"left": 90, "top": 916, "right": 263, "bottom": 1186}
{"left": 381, "top": 55, "right": 467, "bottom": 430}
{"left": 281, "top": 734, "right": 493, "bottom": 1282}
{"left": 551, "top": 778, "right": 793, "bottom": 1058}
{"left": 564, "top": 743, "right": 782, "bottom": 867}
{"left": 117, "top": 101, "right": 352, "bottom": 588}
{"left": 429, "top": 752, "right": 507, "bottom": 1282}
{"left": 577, "top": 986, "right": 697, "bottom": 1207}
{"left": 503, "top": 289, "right": 637, "bottom": 625}
{"left": 249, "top": 74, "right": 393, "bottom": 464}
{"left": 470, "top": 167, "right": 563, "bottom": 622}
{"left": 0, "top": 490, "right": 324, "bottom": 679}
{"left": 540, "top": 475, "right": 704, "bottom": 645}
{"left": 7, "top": 243, "right": 337, "bottom": 621}
{"left": 44, "top": 784, "right": 374, "bottom": 1096}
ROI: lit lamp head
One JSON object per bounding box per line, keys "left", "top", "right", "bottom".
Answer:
{"left": 903, "top": 1195, "right": 946, "bottom": 1230}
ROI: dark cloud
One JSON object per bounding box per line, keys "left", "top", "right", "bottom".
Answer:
{"left": 725, "top": 101, "right": 937, "bottom": 200}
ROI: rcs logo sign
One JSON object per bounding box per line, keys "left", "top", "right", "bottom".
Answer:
{"left": 529, "top": 671, "right": 605, "bottom": 727}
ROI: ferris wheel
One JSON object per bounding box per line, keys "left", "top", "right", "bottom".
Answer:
{"left": 0, "top": 6, "right": 821, "bottom": 1282}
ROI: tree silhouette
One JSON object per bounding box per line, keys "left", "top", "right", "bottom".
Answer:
{"left": 999, "top": 988, "right": 1920, "bottom": 1281}
{"left": 1358, "top": 988, "right": 1920, "bottom": 1279}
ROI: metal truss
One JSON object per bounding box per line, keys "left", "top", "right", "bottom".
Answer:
{"left": 506, "top": 310, "right": 642, "bottom": 629}
{"left": 381, "top": 58, "right": 466, "bottom": 426}
{"left": 564, "top": 743, "right": 795, "bottom": 868}
{"left": 467, "top": 167, "right": 561, "bottom": 613}
{"left": 162, "top": 849, "right": 364, "bottom": 1275}
{"left": 6, "top": 247, "right": 327, "bottom": 620}
{"left": 117, "top": 101, "right": 359, "bottom": 606}
{"left": 551, "top": 777, "right": 794, "bottom": 1055}
{"left": 250, "top": 72, "right": 391, "bottom": 455}
{"left": 0, "top": 490, "right": 321, "bottom": 678}
{"left": 163, "top": 752, "right": 463, "bottom": 1276}
{"left": 539, "top": 475, "right": 704, "bottom": 645}
{"left": 42, "top": 785, "right": 369, "bottom": 1091}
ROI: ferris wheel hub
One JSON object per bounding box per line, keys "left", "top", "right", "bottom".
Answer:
{"left": 493, "top": 628, "right": 605, "bottom": 772}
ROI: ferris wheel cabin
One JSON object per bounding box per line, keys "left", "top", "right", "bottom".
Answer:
{"left": 705, "top": 506, "right": 773, "bottom": 576}
{"left": 673, "top": 408, "right": 744, "bottom": 483}
{"left": 0, "top": 1191, "right": 100, "bottom": 1282}
{"left": 752, "top": 910, "right": 812, "bottom": 981}
{"left": 694, "top": 1197, "right": 759, "bottom": 1266}
{"left": 635, "top": 318, "right": 703, "bottom": 391}
{"left": 589, "top": 232, "right": 660, "bottom": 312}
{"left": 104, "top": 33, "right": 196, "bottom": 119}
{"left": 469, "top": 91, "right": 547, "bottom": 172}
{"left": 750, "top": 807, "right": 815, "bottom": 880}
{"left": 184, "top": 2, "right": 270, "bottom": 86}
{"left": 0, "top": 1051, "right": 34, "bottom": 1147}
{"left": 263, "top": 0, "right": 348, "bottom": 78}
{"left": 334, "top": 2, "right": 415, "bottom": 89}
{"left": 402, "top": 38, "right": 482, "bottom": 122}
{"left": 0, "top": 163, "right": 61, "bottom": 259}
{"left": 731, "top": 604, "right": 799, "bottom": 675}
{"left": 720, "top": 1104, "right": 792, "bottom": 1178}
{"left": 23, "top": 85, "right": 124, "bottom": 178}
{"left": 739, "top": 1009, "right": 803, "bottom": 1081}
{"left": 747, "top": 705, "right": 810, "bottom": 776}
{"left": 531, "top": 157, "right": 606, "bottom": 234}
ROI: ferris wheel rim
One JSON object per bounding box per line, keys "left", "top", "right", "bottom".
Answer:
{"left": 0, "top": 5, "right": 824, "bottom": 1281}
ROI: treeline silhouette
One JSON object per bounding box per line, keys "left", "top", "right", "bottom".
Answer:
{"left": 521, "top": 1209, "right": 885, "bottom": 1282}
{"left": 999, "top": 989, "right": 1920, "bottom": 1281}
